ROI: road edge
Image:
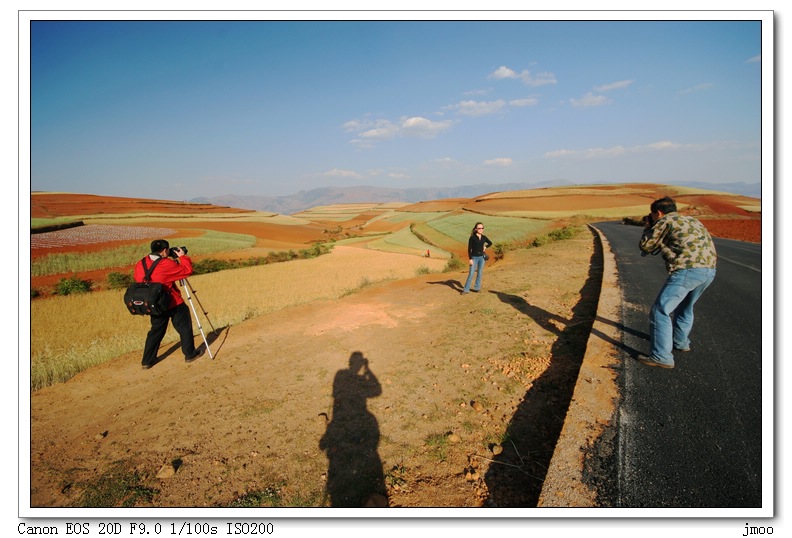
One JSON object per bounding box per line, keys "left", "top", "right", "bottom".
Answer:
{"left": 537, "top": 224, "right": 623, "bottom": 507}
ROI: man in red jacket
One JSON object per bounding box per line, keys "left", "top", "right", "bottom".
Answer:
{"left": 134, "top": 239, "right": 203, "bottom": 369}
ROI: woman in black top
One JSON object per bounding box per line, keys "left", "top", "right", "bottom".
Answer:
{"left": 462, "top": 222, "right": 492, "bottom": 294}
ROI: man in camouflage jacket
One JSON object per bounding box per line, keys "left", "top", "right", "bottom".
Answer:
{"left": 637, "top": 196, "right": 717, "bottom": 368}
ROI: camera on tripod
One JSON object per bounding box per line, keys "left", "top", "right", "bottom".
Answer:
{"left": 168, "top": 245, "right": 188, "bottom": 258}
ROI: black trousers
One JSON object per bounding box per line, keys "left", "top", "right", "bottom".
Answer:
{"left": 142, "top": 303, "right": 196, "bottom": 366}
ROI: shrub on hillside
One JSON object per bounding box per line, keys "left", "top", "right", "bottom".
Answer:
{"left": 443, "top": 254, "right": 466, "bottom": 273}
{"left": 107, "top": 271, "right": 134, "bottom": 289}
{"left": 55, "top": 276, "right": 91, "bottom": 295}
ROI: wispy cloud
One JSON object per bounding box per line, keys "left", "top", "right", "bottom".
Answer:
{"left": 509, "top": 97, "right": 539, "bottom": 107}
{"left": 488, "top": 65, "right": 557, "bottom": 87}
{"left": 545, "top": 140, "right": 686, "bottom": 159}
{"left": 746, "top": 55, "right": 761, "bottom": 63}
{"left": 484, "top": 158, "right": 513, "bottom": 167}
{"left": 445, "top": 99, "right": 506, "bottom": 117}
{"left": 594, "top": 79, "right": 635, "bottom": 92}
{"left": 319, "top": 168, "right": 363, "bottom": 178}
{"left": 463, "top": 88, "right": 492, "bottom": 96}
{"left": 678, "top": 83, "right": 714, "bottom": 95}
{"left": 569, "top": 92, "right": 611, "bottom": 107}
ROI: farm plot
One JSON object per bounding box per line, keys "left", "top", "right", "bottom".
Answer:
{"left": 31, "top": 224, "right": 177, "bottom": 249}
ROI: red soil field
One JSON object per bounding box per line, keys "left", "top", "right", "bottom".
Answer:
{"left": 31, "top": 192, "right": 253, "bottom": 219}
{"left": 29, "top": 187, "right": 761, "bottom": 295}
{"left": 472, "top": 194, "right": 656, "bottom": 212}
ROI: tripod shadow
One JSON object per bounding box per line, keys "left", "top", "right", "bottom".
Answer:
{"left": 159, "top": 325, "right": 231, "bottom": 362}
{"left": 427, "top": 279, "right": 463, "bottom": 292}
{"left": 319, "top": 352, "right": 387, "bottom": 507}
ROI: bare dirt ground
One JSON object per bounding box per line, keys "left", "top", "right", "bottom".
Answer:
{"left": 29, "top": 230, "right": 602, "bottom": 509}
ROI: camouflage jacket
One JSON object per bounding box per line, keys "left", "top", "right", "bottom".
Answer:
{"left": 639, "top": 212, "right": 717, "bottom": 273}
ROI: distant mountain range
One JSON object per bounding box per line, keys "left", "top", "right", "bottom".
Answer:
{"left": 190, "top": 179, "right": 762, "bottom": 215}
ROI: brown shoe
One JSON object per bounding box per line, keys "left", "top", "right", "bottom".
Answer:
{"left": 636, "top": 354, "right": 675, "bottom": 369}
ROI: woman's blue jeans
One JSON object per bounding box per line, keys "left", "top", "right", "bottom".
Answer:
{"left": 463, "top": 256, "right": 486, "bottom": 292}
{"left": 649, "top": 267, "right": 716, "bottom": 363}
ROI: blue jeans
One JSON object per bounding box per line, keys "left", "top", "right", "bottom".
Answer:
{"left": 463, "top": 256, "right": 486, "bottom": 292}
{"left": 649, "top": 268, "right": 716, "bottom": 363}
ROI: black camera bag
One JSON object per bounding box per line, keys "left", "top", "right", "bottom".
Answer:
{"left": 123, "top": 257, "right": 171, "bottom": 316}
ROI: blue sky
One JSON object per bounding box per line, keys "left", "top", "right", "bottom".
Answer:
{"left": 28, "top": 18, "right": 765, "bottom": 200}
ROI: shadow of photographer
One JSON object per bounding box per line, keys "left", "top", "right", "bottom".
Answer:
{"left": 319, "top": 351, "right": 387, "bottom": 507}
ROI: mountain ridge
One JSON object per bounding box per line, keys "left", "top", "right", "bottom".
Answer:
{"left": 189, "top": 180, "right": 761, "bottom": 215}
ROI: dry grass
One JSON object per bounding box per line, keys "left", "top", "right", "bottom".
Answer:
{"left": 29, "top": 246, "right": 448, "bottom": 391}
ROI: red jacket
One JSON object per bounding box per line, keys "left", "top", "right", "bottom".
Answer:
{"left": 134, "top": 255, "right": 194, "bottom": 309}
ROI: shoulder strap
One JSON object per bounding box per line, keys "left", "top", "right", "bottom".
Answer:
{"left": 141, "top": 256, "right": 164, "bottom": 282}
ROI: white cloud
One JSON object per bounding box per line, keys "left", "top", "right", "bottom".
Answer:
{"left": 447, "top": 99, "right": 506, "bottom": 116}
{"left": 746, "top": 55, "right": 761, "bottom": 63}
{"left": 400, "top": 116, "right": 454, "bottom": 138}
{"left": 484, "top": 158, "right": 513, "bottom": 167}
{"left": 544, "top": 149, "right": 577, "bottom": 158}
{"left": 584, "top": 146, "right": 627, "bottom": 158}
{"left": 643, "top": 141, "right": 681, "bottom": 150}
{"left": 569, "top": 92, "right": 611, "bottom": 107}
{"left": 488, "top": 65, "right": 557, "bottom": 87}
{"left": 545, "top": 140, "right": 689, "bottom": 159}
{"left": 594, "top": 79, "right": 635, "bottom": 92}
{"left": 509, "top": 97, "right": 539, "bottom": 107}
{"left": 320, "top": 168, "right": 362, "bottom": 178}
{"left": 343, "top": 115, "right": 452, "bottom": 146}
{"left": 360, "top": 122, "right": 400, "bottom": 140}
{"left": 678, "top": 83, "right": 714, "bottom": 95}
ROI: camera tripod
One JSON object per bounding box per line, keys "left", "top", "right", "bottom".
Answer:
{"left": 180, "top": 278, "right": 217, "bottom": 359}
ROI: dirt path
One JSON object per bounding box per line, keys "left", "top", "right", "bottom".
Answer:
{"left": 29, "top": 230, "right": 601, "bottom": 508}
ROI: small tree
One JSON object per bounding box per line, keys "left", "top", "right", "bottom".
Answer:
{"left": 55, "top": 276, "right": 92, "bottom": 295}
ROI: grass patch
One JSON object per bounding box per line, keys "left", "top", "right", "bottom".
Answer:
{"left": 366, "top": 227, "right": 449, "bottom": 258}
{"left": 54, "top": 276, "right": 92, "bottom": 295}
{"left": 73, "top": 460, "right": 158, "bottom": 507}
{"left": 424, "top": 432, "right": 450, "bottom": 462}
{"left": 427, "top": 214, "right": 547, "bottom": 245}
{"left": 226, "top": 485, "right": 283, "bottom": 507}
{"left": 32, "top": 230, "right": 257, "bottom": 277}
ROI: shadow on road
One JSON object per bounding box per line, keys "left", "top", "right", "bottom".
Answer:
{"left": 319, "top": 351, "right": 388, "bottom": 507}
{"left": 483, "top": 228, "right": 603, "bottom": 507}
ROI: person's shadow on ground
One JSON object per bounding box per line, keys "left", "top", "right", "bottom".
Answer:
{"left": 319, "top": 351, "right": 388, "bottom": 507}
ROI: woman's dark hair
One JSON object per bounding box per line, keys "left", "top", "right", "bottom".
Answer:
{"left": 651, "top": 197, "right": 677, "bottom": 214}
{"left": 471, "top": 222, "right": 484, "bottom": 235}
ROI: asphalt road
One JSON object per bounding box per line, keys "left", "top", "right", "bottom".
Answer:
{"left": 592, "top": 220, "right": 763, "bottom": 508}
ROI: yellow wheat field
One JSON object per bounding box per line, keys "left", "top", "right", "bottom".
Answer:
{"left": 29, "top": 246, "right": 447, "bottom": 391}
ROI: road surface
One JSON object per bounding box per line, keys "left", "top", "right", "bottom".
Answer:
{"left": 592, "top": 220, "right": 763, "bottom": 508}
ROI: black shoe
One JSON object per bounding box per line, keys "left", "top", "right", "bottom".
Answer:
{"left": 185, "top": 348, "right": 204, "bottom": 363}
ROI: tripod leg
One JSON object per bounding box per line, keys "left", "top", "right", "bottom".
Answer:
{"left": 181, "top": 279, "right": 214, "bottom": 359}
{"left": 182, "top": 278, "right": 218, "bottom": 336}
